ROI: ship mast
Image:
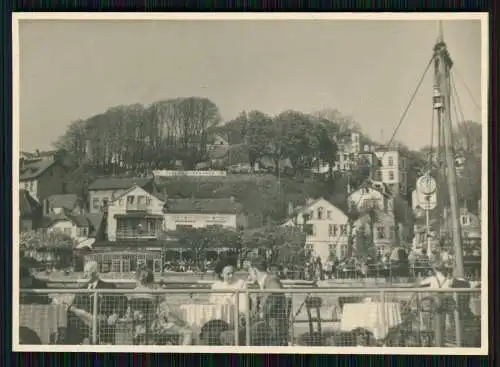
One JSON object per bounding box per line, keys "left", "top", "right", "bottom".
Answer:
{"left": 433, "top": 21, "right": 465, "bottom": 277}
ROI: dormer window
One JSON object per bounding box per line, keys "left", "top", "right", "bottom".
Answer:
{"left": 317, "top": 207, "right": 324, "bottom": 220}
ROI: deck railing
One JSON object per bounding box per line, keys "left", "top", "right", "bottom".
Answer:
{"left": 17, "top": 287, "right": 482, "bottom": 348}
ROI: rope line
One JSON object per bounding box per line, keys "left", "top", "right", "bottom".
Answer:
{"left": 322, "top": 54, "right": 436, "bottom": 258}
{"left": 451, "top": 68, "right": 481, "bottom": 111}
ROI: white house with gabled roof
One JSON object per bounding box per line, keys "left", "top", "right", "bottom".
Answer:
{"left": 106, "top": 185, "right": 166, "bottom": 242}
{"left": 283, "top": 197, "right": 350, "bottom": 263}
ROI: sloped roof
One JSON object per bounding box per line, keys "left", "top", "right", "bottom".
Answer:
{"left": 166, "top": 198, "right": 243, "bottom": 214}
{"left": 86, "top": 213, "right": 104, "bottom": 237}
{"left": 283, "top": 197, "right": 348, "bottom": 224}
{"left": 88, "top": 176, "right": 153, "bottom": 191}
{"left": 19, "top": 189, "right": 40, "bottom": 216}
{"left": 47, "top": 194, "right": 79, "bottom": 210}
{"left": 108, "top": 184, "right": 165, "bottom": 204}
{"left": 19, "top": 159, "right": 55, "bottom": 181}
{"left": 44, "top": 213, "right": 91, "bottom": 228}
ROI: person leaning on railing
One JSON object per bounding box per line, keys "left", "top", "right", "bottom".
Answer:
{"left": 66, "top": 261, "right": 128, "bottom": 345}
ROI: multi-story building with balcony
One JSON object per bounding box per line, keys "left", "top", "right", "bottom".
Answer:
{"left": 87, "top": 176, "right": 158, "bottom": 214}
{"left": 106, "top": 185, "right": 166, "bottom": 242}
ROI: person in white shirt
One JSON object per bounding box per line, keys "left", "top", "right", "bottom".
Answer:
{"left": 209, "top": 257, "right": 248, "bottom": 314}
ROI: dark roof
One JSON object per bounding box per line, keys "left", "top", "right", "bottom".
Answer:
{"left": 86, "top": 213, "right": 104, "bottom": 237}
{"left": 88, "top": 176, "right": 153, "bottom": 191}
{"left": 47, "top": 194, "right": 79, "bottom": 210}
{"left": 19, "top": 159, "right": 56, "bottom": 181}
{"left": 166, "top": 198, "right": 243, "bottom": 214}
{"left": 71, "top": 215, "right": 90, "bottom": 227}
{"left": 43, "top": 213, "right": 90, "bottom": 228}
{"left": 19, "top": 189, "right": 40, "bottom": 216}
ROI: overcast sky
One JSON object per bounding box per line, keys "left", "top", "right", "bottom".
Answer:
{"left": 18, "top": 17, "right": 483, "bottom": 151}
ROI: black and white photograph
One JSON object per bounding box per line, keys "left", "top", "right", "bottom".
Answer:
{"left": 12, "top": 13, "right": 488, "bottom": 353}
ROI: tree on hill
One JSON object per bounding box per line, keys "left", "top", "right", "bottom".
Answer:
{"left": 242, "top": 225, "right": 306, "bottom": 267}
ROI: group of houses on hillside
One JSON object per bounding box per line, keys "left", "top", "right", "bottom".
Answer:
{"left": 19, "top": 143, "right": 481, "bottom": 270}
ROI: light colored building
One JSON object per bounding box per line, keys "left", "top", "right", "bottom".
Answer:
{"left": 19, "top": 158, "right": 66, "bottom": 203}
{"left": 348, "top": 182, "right": 404, "bottom": 256}
{"left": 283, "top": 198, "right": 350, "bottom": 263}
{"left": 106, "top": 185, "right": 166, "bottom": 242}
{"left": 87, "top": 176, "right": 157, "bottom": 214}
{"left": 45, "top": 213, "right": 104, "bottom": 243}
{"left": 373, "top": 147, "right": 408, "bottom": 196}
{"left": 164, "top": 198, "right": 246, "bottom": 231}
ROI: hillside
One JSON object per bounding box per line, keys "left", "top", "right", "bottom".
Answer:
{"left": 155, "top": 174, "right": 351, "bottom": 228}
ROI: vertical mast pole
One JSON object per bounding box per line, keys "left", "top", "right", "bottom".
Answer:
{"left": 434, "top": 22, "right": 465, "bottom": 278}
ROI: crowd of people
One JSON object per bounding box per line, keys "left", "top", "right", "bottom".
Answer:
{"left": 19, "top": 256, "right": 292, "bottom": 346}
{"left": 18, "top": 243, "right": 482, "bottom": 346}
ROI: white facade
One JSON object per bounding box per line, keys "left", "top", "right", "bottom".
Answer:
{"left": 374, "top": 149, "right": 408, "bottom": 195}
{"left": 348, "top": 186, "right": 393, "bottom": 213}
{"left": 106, "top": 186, "right": 166, "bottom": 242}
{"left": 164, "top": 213, "right": 239, "bottom": 231}
{"left": 47, "top": 220, "right": 89, "bottom": 243}
{"left": 89, "top": 188, "right": 131, "bottom": 214}
{"left": 348, "top": 186, "right": 400, "bottom": 255}
{"left": 283, "top": 198, "right": 349, "bottom": 263}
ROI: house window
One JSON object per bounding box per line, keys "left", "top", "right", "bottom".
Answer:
{"left": 461, "top": 216, "right": 469, "bottom": 226}
{"left": 146, "top": 219, "right": 158, "bottom": 232}
{"left": 340, "top": 224, "right": 348, "bottom": 236}
{"left": 79, "top": 227, "right": 88, "bottom": 237}
{"left": 137, "top": 195, "right": 146, "bottom": 206}
{"left": 119, "top": 198, "right": 124, "bottom": 206}
{"left": 376, "top": 226, "right": 386, "bottom": 239}
{"left": 310, "top": 224, "right": 316, "bottom": 236}
{"left": 102, "top": 197, "right": 109, "bottom": 208}
{"left": 388, "top": 171, "right": 395, "bottom": 180}
{"left": 340, "top": 245, "right": 347, "bottom": 259}
{"left": 92, "top": 198, "right": 100, "bottom": 210}
{"left": 388, "top": 156, "right": 394, "bottom": 167}
{"left": 317, "top": 207, "right": 324, "bottom": 220}
{"left": 127, "top": 196, "right": 135, "bottom": 205}
{"left": 329, "top": 224, "right": 337, "bottom": 237}
{"left": 327, "top": 210, "right": 332, "bottom": 219}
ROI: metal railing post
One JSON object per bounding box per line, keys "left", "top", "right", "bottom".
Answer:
{"left": 91, "top": 289, "right": 98, "bottom": 345}
{"left": 380, "top": 290, "right": 386, "bottom": 344}
{"left": 453, "top": 291, "right": 463, "bottom": 347}
{"left": 245, "top": 290, "right": 251, "bottom": 346}
{"left": 234, "top": 290, "right": 240, "bottom": 346}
